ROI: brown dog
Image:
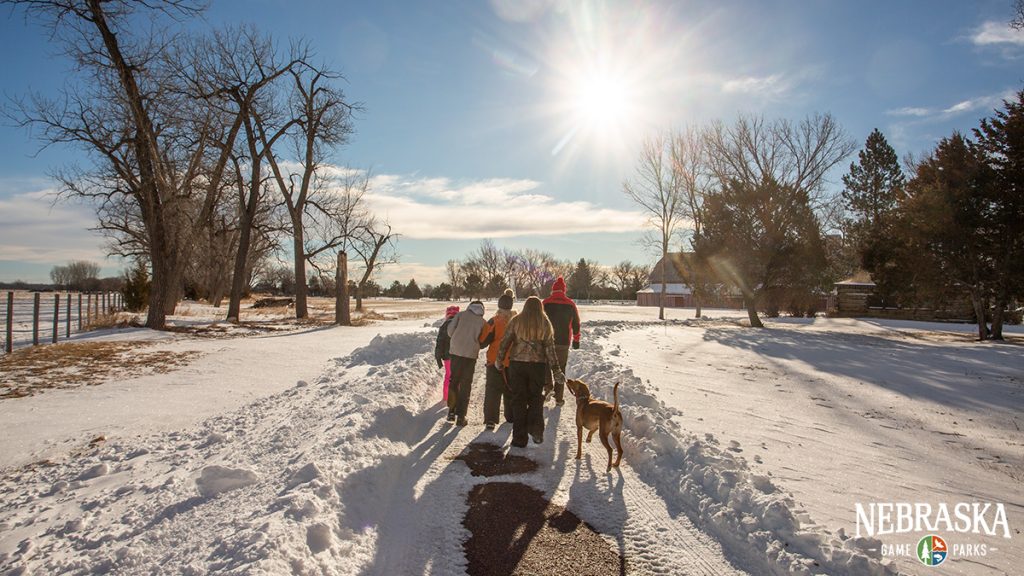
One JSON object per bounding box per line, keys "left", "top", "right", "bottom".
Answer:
{"left": 566, "top": 379, "right": 623, "bottom": 472}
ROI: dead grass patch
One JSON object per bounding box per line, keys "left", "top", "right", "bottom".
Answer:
{"left": 0, "top": 340, "right": 201, "bottom": 399}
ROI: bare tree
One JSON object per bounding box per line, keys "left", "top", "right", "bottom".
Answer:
{"left": 623, "top": 133, "right": 685, "bottom": 320}
{"left": 672, "top": 127, "right": 713, "bottom": 317}
{"left": 1013, "top": 0, "right": 1024, "bottom": 29}
{"left": 446, "top": 259, "right": 464, "bottom": 300}
{"left": 351, "top": 218, "right": 397, "bottom": 311}
{"left": 265, "top": 63, "right": 360, "bottom": 318}
{"left": 4, "top": 0, "right": 207, "bottom": 328}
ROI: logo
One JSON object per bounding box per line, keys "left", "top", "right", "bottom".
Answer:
{"left": 917, "top": 534, "right": 947, "bottom": 566}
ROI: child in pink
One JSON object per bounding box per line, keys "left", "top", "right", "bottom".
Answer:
{"left": 434, "top": 305, "right": 460, "bottom": 403}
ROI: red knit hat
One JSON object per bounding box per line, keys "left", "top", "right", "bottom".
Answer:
{"left": 445, "top": 305, "right": 460, "bottom": 318}
{"left": 552, "top": 276, "right": 566, "bottom": 293}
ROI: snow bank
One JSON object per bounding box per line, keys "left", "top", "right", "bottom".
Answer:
{"left": 573, "top": 321, "right": 896, "bottom": 576}
{"left": 0, "top": 331, "right": 441, "bottom": 575}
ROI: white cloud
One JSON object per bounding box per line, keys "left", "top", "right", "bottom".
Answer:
{"left": 885, "top": 107, "right": 932, "bottom": 117}
{"left": 361, "top": 173, "right": 646, "bottom": 240}
{"left": 0, "top": 186, "right": 111, "bottom": 267}
{"left": 721, "top": 74, "right": 790, "bottom": 97}
{"left": 970, "top": 21, "right": 1024, "bottom": 46}
{"left": 376, "top": 262, "right": 447, "bottom": 286}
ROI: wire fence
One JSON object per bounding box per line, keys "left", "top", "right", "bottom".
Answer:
{"left": 1, "top": 291, "right": 124, "bottom": 355}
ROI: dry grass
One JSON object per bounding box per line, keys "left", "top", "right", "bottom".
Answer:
{"left": 0, "top": 340, "right": 201, "bottom": 399}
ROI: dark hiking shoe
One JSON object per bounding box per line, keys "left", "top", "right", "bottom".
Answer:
{"left": 532, "top": 434, "right": 543, "bottom": 444}
{"left": 446, "top": 410, "right": 456, "bottom": 423}
{"left": 555, "top": 399, "right": 565, "bottom": 406}
{"left": 456, "top": 417, "right": 468, "bottom": 427}
{"left": 484, "top": 423, "right": 496, "bottom": 431}
{"left": 510, "top": 439, "right": 528, "bottom": 448}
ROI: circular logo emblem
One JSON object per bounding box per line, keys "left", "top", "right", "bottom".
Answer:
{"left": 917, "top": 534, "right": 948, "bottom": 566}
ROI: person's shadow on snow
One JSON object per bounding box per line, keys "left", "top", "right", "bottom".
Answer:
{"left": 338, "top": 404, "right": 468, "bottom": 576}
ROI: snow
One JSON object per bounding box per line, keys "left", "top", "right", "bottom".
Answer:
{"left": 0, "top": 299, "right": 1020, "bottom": 575}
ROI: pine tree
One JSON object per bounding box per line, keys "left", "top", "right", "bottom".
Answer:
{"left": 973, "top": 90, "right": 1024, "bottom": 339}
{"left": 841, "top": 129, "right": 906, "bottom": 302}
{"left": 122, "top": 261, "right": 151, "bottom": 312}
{"left": 569, "top": 258, "right": 594, "bottom": 300}
{"left": 402, "top": 279, "right": 423, "bottom": 299}
{"left": 842, "top": 129, "right": 904, "bottom": 249}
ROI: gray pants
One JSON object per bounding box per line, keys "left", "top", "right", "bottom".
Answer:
{"left": 483, "top": 364, "right": 511, "bottom": 425}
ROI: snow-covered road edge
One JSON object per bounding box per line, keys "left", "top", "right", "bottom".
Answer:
{"left": 576, "top": 321, "right": 897, "bottom": 576}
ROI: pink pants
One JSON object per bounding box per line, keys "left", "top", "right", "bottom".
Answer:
{"left": 443, "top": 359, "right": 452, "bottom": 401}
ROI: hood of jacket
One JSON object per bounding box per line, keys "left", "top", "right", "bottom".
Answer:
{"left": 468, "top": 301, "right": 485, "bottom": 316}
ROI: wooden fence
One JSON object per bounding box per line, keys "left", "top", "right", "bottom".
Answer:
{"left": 1, "top": 291, "right": 124, "bottom": 354}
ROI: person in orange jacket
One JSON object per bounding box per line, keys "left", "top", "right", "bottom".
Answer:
{"left": 479, "top": 289, "right": 516, "bottom": 430}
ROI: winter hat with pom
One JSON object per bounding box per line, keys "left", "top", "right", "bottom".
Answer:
{"left": 551, "top": 276, "right": 567, "bottom": 294}
{"left": 498, "top": 289, "right": 514, "bottom": 310}
{"left": 445, "top": 305, "right": 460, "bottom": 318}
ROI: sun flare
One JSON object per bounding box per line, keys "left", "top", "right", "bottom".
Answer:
{"left": 573, "top": 71, "right": 634, "bottom": 135}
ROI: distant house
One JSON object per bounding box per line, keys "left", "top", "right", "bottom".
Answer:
{"left": 637, "top": 253, "right": 744, "bottom": 309}
{"left": 833, "top": 271, "right": 876, "bottom": 316}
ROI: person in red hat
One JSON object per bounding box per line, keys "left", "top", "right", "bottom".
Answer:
{"left": 434, "top": 305, "right": 460, "bottom": 405}
{"left": 542, "top": 276, "right": 580, "bottom": 405}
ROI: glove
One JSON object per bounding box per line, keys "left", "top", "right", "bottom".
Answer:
{"left": 436, "top": 359, "right": 443, "bottom": 369}
{"left": 572, "top": 340, "right": 580, "bottom": 350}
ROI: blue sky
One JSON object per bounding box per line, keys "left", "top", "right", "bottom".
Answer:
{"left": 1, "top": 0, "right": 1021, "bottom": 285}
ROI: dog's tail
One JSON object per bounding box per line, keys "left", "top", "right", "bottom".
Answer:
{"left": 612, "top": 381, "right": 621, "bottom": 415}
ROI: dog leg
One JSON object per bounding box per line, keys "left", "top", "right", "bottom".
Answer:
{"left": 576, "top": 425, "right": 583, "bottom": 460}
{"left": 613, "top": 429, "right": 623, "bottom": 468}
{"left": 586, "top": 429, "right": 595, "bottom": 443}
{"left": 599, "top": 422, "right": 613, "bottom": 472}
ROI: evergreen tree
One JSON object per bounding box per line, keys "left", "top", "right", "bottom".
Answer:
{"left": 841, "top": 129, "right": 905, "bottom": 297}
{"left": 402, "top": 278, "right": 423, "bottom": 299}
{"left": 973, "top": 90, "right": 1024, "bottom": 339}
{"left": 385, "top": 280, "right": 403, "bottom": 298}
{"left": 904, "top": 133, "right": 994, "bottom": 340}
{"left": 568, "top": 258, "right": 595, "bottom": 300}
{"left": 122, "top": 261, "right": 151, "bottom": 312}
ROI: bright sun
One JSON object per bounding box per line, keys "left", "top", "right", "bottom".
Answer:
{"left": 572, "top": 70, "right": 635, "bottom": 138}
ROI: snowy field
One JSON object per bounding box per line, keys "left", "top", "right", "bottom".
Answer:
{"left": 0, "top": 299, "right": 1020, "bottom": 575}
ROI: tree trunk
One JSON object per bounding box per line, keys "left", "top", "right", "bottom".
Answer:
{"left": 658, "top": 249, "right": 667, "bottom": 321}
{"left": 693, "top": 270, "right": 702, "bottom": 318}
{"left": 292, "top": 221, "right": 308, "bottom": 319}
{"left": 146, "top": 244, "right": 169, "bottom": 329}
{"left": 970, "top": 290, "right": 988, "bottom": 341}
{"left": 226, "top": 181, "right": 260, "bottom": 322}
{"left": 746, "top": 293, "right": 764, "bottom": 328}
{"left": 991, "top": 289, "right": 1006, "bottom": 341}
{"left": 355, "top": 285, "right": 364, "bottom": 312}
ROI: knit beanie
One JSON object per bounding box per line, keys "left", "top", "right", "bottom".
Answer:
{"left": 445, "top": 305, "right": 460, "bottom": 318}
{"left": 551, "top": 276, "right": 566, "bottom": 293}
{"left": 498, "top": 291, "right": 513, "bottom": 310}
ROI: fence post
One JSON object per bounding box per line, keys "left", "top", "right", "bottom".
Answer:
{"left": 52, "top": 294, "right": 59, "bottom": 343}
{"left": 78, "top": 293, "right": 83, "bottom": 331}
{"left": 5, "top": 292, "right": 12, "bottom": 353}
{"left": 32, "top": 292, "right": 40, "bottom": 346}
{"left": 66, "top": 293, "right": 71, "bottom": 338}
{"left": 93, "top": 292, "right": 98, "bottom": 320}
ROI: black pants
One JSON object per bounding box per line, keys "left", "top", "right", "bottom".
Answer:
{"left": 483, "top": 364, "right": 511, "bottom": 425}
{"left": 507, "top": 360, "right": 547, "bottom": 444}
{"left": 543, "top": 344, "right": 570, "bottom": 402}
{"left": 449, "top": 355, "right": 476, "bottom": 418}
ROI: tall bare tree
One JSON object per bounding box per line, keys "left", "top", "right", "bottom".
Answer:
{"left": 351, "top": 217, "right": 397, "bottom": 312}
{"left": 623, "top": 133, "right": 685, "bottom": 320}
{"left": 265, "top": 64, "right": 359, "bottom": 318}
{"left": 5, "top": 0, "right": 211, "bottom": 329}
{"left": 672, "top": 127, "right": 713, "bottom": 317}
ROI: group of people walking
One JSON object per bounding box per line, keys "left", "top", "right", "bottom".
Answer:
{"left": 433, "top": 277, "right": 582, "bottom": 448}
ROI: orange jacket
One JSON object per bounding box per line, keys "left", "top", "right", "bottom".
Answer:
{"left": 479, "top": 309, "right": 516, "bottom": 367}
